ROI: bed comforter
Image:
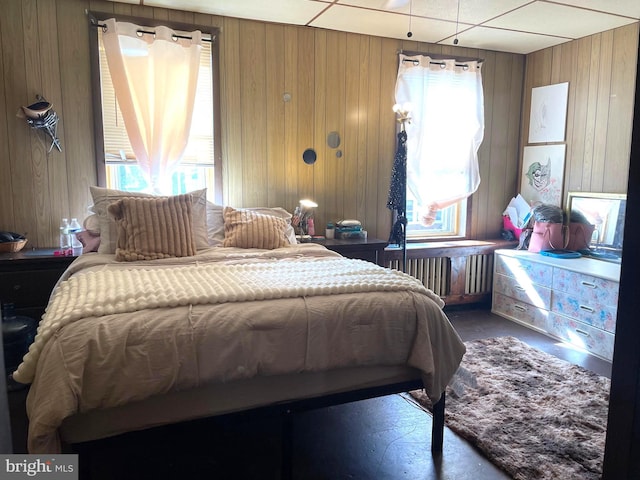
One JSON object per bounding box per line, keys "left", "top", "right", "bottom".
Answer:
{"left": 19, "top": 243, "right": 465, "bottom": 453}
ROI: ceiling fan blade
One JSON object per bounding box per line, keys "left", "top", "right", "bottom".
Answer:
{"left": 383, "top": 0, "right": 409, "bottom": 9}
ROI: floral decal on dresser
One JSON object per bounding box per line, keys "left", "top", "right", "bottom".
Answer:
{"left": 552, "top": 291, "right": 616, "bottom": 333}
{"left": 497, "top": 257, "right": 553, "bottom": 287}
{"left": 553, "top": 269, "right": 618, "bottom": 306}
{"left": 548, "top": 313, "right": 614, "bottom": 360}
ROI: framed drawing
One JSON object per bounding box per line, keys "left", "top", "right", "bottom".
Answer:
{"left": 520, "top": 144, "right": 566, "bottom": 206}
{"left": 528, "top": 82, "right": 569, "bottom": 143}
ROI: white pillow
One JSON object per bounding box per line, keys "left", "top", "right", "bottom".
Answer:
{"left": 206, "top": 201, "right": 225, "bottom": 246}
{"left": 90, "top": 186, "right": 209, "bottom": 254}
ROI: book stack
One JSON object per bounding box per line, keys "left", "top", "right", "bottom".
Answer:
{"left": 335, "top": 220, "right": 365, "bottom": 240}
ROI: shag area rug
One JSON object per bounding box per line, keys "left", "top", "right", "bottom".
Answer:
{"left": 410, "top": 336, "right": 610, "bottom": 480}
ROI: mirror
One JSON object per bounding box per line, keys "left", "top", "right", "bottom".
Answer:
{"left": 567, "top": 191, "right": 626, "bottom": 263}
{"left": 302, "top": 148, "right": 317, "bottom": 165}
{"left": 327, "top": 131, "right": 341, "bottom": 149}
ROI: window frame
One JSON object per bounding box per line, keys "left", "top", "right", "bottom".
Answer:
{"left": 403, "top": 197, "right": 472, "bottom": 243}
{"left": 88, "top": 12, "right": 223, "bottom": 204}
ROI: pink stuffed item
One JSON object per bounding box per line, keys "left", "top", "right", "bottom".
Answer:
{"left": 76, "top": 231, "right": 101, "bottom": 253}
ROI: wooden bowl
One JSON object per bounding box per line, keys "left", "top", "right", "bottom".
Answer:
{"left": 21, "top": 101, "right": 52, "bottom": 119}
{"left": 0, "top": 239, "right": 27, "bottom": 253}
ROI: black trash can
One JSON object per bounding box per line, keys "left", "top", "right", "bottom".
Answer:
{"left": 2, "top": 303, "right": 37, "bottom": 391}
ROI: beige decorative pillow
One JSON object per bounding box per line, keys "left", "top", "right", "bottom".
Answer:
{"left": 245, "top": 207, "right": 297, "bottom": 244}
{"left": 223, "top": 207, "right": 289, "bottom": 249}
{"left": 207, "top": 202, "right": 297, "bottom": 246}
{"left": 90, "top": 186, "right": 208, "bottom": 254}
{"left": 108, "top": 194, "right": 197, "bottom": 261}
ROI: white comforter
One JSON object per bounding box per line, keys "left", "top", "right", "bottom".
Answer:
{"left": 22, "top": 244, "right": 465, "bottom": 453}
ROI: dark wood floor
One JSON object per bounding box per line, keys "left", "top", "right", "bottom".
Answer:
{"left": 8, "top": 306, "right": 612, "bottom": 479}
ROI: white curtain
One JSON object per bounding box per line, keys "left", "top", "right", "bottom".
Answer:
{"left": 395, "top": 54, "right": 484, "bottom": 225}
{"left": 102, "top": 18, "right": 202, "bottom": 194}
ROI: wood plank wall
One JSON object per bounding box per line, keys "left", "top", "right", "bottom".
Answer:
{"left": 522, "top": 22, "right": 639, "bottom": 202}
{"left": 0, "top": 0, "right": 636, "bottom": 248}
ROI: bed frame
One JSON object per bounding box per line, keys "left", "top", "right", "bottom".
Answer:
{"left": 61, "top": 366, "right": 446, "bottom": 477}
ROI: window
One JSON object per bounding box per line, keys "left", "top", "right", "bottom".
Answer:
{"left": 91, "top": 17, "right": 221, "bottom": 202}
{"left": 395, "top": 54, "right": 484, "bottom": 240}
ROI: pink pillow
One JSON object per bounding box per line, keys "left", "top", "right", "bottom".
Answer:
{"left": 76, "top": 230, "right": 101, "bottom": 253}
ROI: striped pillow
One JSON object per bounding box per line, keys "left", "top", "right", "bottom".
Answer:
{"left": 108, "top": 194, "right": 197, "bottom": 261}
{"left": 223, "top": 207, "right": 289, "bottom": 249}
{"left": 90, "top": 186, "right": 209, "bottom": 254}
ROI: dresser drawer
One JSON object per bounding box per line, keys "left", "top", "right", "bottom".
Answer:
{"left": 493, "top": 272, "right": 551, "bottom": 309}
{"left": 548, "top": 312, "right": 615, "bottom": 361}
{"left": 492, "top": 292, "right": 549, "bottom": 332}
{"left": 0, "top": 269, "right": 62, "bottom": 309}
{"left": 552, "top": 268, "right": 618, "bottom": 307}
{"left": 551, "top": 290, "right": 617, "bottom": 333}
{"left": 495, "top": 255, "right": 553, "bottom": 288}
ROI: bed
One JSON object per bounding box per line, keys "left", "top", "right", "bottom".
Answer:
{"left": 12, "top": 188, "right": 466, "bottom": 460}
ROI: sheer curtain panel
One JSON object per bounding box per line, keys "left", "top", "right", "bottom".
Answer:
{"left": 102, "top": 18, "right": 202, "bottom": 194}
{"left": 395, "top": 54, "right": 484, "bottom": 225}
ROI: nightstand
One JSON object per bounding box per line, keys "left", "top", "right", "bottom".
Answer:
{"left": 0, "top": 248, "right": 77, "bottom": 321}
{"left": 312, "top": 238, "right": 388, "bottom": 266}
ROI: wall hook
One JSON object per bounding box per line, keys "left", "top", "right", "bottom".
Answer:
{"left": 17, "top": 95, "right": 62, "bottom": 153}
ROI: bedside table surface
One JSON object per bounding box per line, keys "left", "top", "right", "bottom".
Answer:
{"left": 314, "top": 237, "right": 388, "bottom": 248}
{"left": 0, "top": 248, "right": 78, "bottom": 267}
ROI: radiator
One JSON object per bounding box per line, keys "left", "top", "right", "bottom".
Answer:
{"left": 387, "top": 253, "right": 493, "bottom": 298}
{"left": 465, "top": 253, "right": 494, "bottom": 295}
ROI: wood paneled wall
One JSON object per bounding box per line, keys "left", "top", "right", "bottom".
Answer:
{"left": 0, "top": 0, "right": 636, "bottom": 248}
{"left": 522, "top": 22, "right": 639, "bottom": 202}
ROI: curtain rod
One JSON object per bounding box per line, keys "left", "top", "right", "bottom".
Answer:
{"left": 398, "top": 49, "right": 484, "bottom": 66}
{"left": 402, "top": 58, "right": 481, "bottom": 69}
{"left": 90, "top": 21, "right": 214, "bottom": 43}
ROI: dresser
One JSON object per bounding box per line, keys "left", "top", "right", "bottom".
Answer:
{"left": 492, "top": 249, "right": 620, "bottom": 361}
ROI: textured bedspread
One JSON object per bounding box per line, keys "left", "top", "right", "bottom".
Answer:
{"left": 22, "top": 244, "right": 465, "bottom": 453}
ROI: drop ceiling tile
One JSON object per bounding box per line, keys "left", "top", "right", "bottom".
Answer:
{"left": 146, "top": 0, "right": 327, "bottom": 25}
{"left": 485, "top": 2, "right": 638, "bottom": 39}
{"left": 450, "top": 26, "right": 572, "bottom": 55}
{"left": 551, "top": 0, "right": 640, "bottom": 19}
{"left": 310, "top": 5, "right": 458, "bottom": 44}
{"left": 339, "top": 0, "right": 531, "bottom": 25}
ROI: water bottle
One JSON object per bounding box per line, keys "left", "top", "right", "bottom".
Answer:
{"left": 59, "top": 218, "right": 70, "bottom": 249}
{"left": 68, "top": 218, "right": 83, "bottom": 249}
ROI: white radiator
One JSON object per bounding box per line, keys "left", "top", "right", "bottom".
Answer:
{"left": 387, "top": 253, "right": 493, "bottom": 298}
{"left": 465, "top": 253, "right": 494, "bottom": 295}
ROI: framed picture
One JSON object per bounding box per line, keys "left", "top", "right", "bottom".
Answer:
{"left": 520, "top": 144, "right": 566, "bottom": 206}
{"left": 528, "top": 82, "right": 569, "bottom": 143}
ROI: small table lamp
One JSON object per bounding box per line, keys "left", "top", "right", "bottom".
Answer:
{"left": 293, "top": 199, "right": 318, "bottom": 239}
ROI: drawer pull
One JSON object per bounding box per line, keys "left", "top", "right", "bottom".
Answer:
{"left": 579, "top": 305, "right": 595, "bottom": 313}
{"left": 514, "top": 304, "right": 527, "bottom": 312}
{"left": 575, "top": 328, "right": 590, "bottom": 337}
{"left": 514, "top": 285, "right": 526, "bottom": 291}
{"left": 580, "top": 281, "right": 597, "bottom": 289}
